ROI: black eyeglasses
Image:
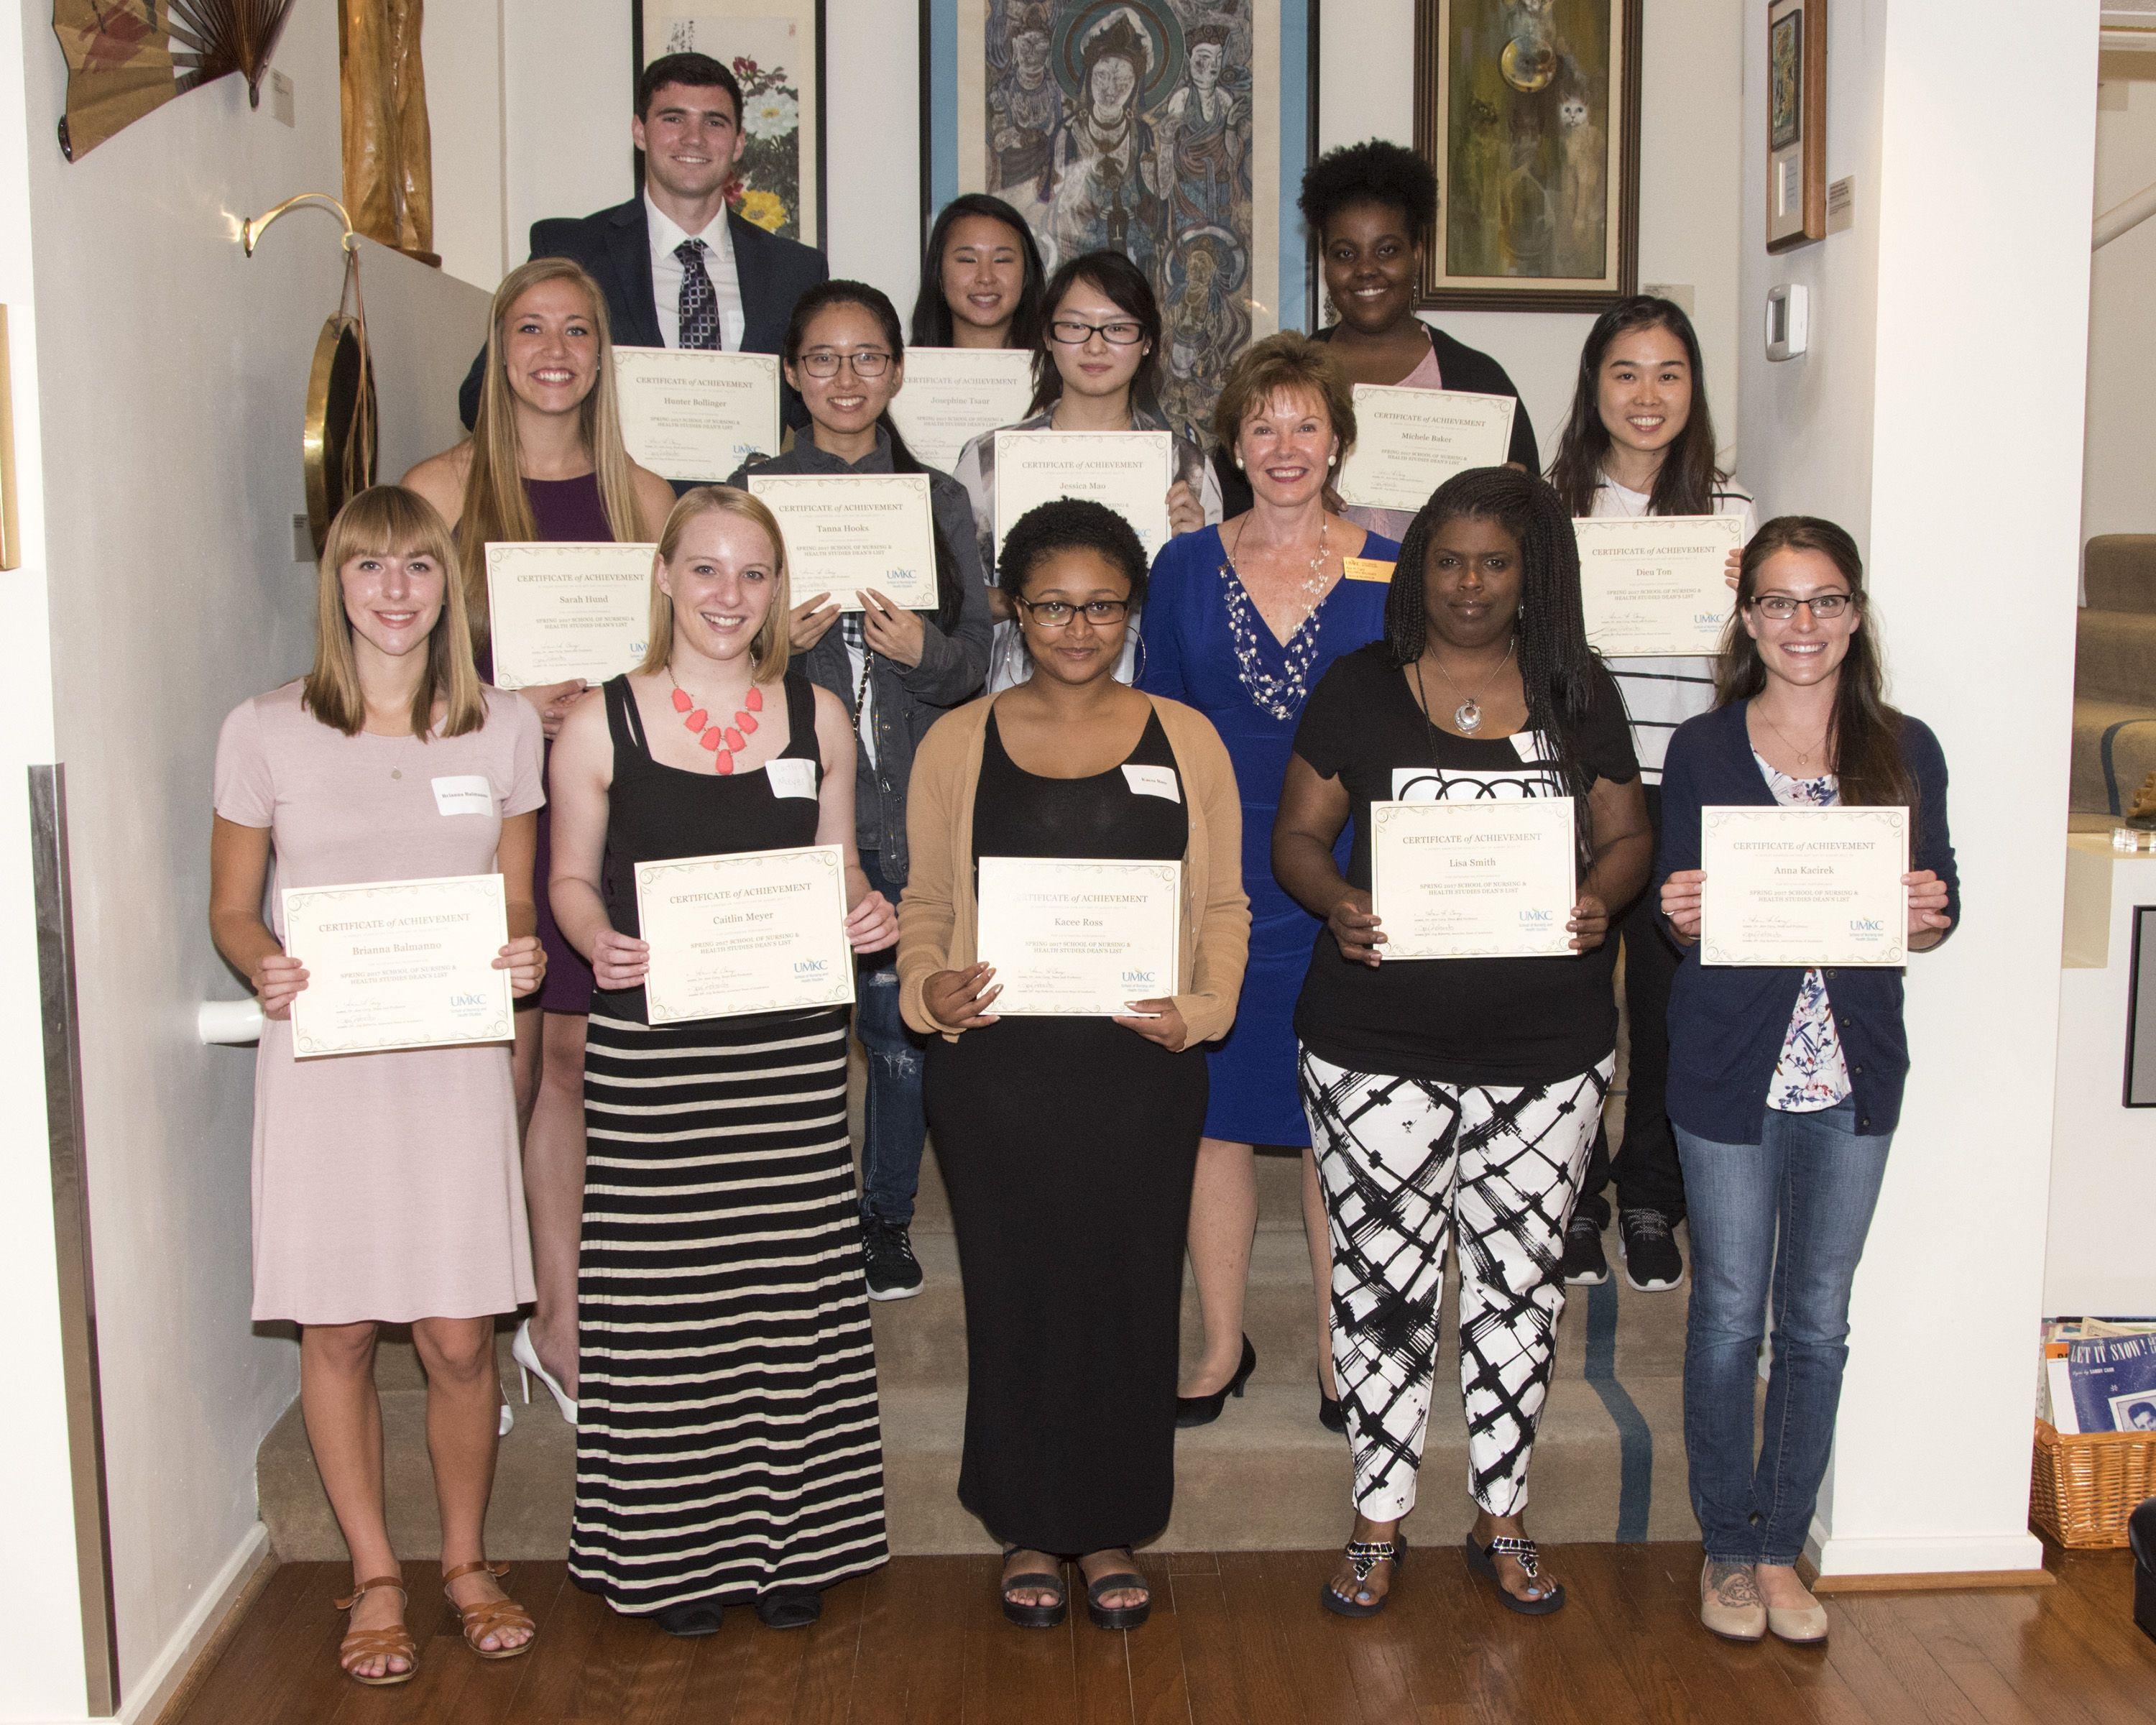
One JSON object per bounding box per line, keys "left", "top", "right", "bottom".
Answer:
{"left": 1012, "top": 596, "right": 1132, "bottom": 628}
{"left": 1048, "top": 318, "right": 1146, "bottom": 347}
{"left": 797, "top": 348, "right": 893, "bottom": 379}
{"left": 1750, "top": 592, "right": 1855, "bottom": 620}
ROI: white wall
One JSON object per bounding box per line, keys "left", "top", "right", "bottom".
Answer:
{"left": 423, "top": 0, "right": 510, "bottom": 291}
{"left": 2083, "top": 58, "right": 2156, "bottom": 548}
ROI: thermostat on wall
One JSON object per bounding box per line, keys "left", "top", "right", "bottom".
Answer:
{"left": 1765, "top": 285, "right": 1810, "bottom": 362}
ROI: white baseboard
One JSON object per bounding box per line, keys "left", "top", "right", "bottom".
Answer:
{"left": 1805, "top": 1522, "right": 2048, "bottom": 1578}
{"left": 115, "top": 1522, "right": 272, "bottom": 1725}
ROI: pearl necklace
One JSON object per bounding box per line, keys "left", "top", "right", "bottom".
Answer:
{"left": 1220, "top": 517, "right": 1331, "bottom": 722}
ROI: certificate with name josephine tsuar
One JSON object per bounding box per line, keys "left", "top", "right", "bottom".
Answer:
{"left": 885, "top": 347, "right": 1036, "bottom": 472}
{"left": 1369, "top": 798, "right": 1577, "bottom": 960}
{"left": 1574, "top": 515, "right": 1747, "bottom": 658}
{"left": 282, "top": 873, "right": 513, "bottom": 1057}
{"left": 1337, "top": 386, "right": 1516, "bottom": 515}
{"left": 1700, "top": 806, "right": 1909, "bottom": 967}
{"left": 635, "top": 845, "right": 854, "bottom": 1024}
{"left": 745, "top": 472, "right": 941, "bottom": 612}
{"left": 484, "top": 542, "right": 656, "bottom": 689}
{"left": 613, "top": 346, "right": 782, "bottom": 482}
{"left": 992, "top": 429, "right": 1172, "bottom": 566}
{"left": 974, "top": 857, "right": 1181, "bottom": 1016}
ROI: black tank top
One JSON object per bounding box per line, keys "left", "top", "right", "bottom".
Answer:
{"left": 972, "top": 703, "right": 1189, "bottom": 864}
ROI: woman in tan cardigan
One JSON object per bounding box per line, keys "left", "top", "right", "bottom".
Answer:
{"left": 899, "top": 498, "right": 1249, "bottom": 1633}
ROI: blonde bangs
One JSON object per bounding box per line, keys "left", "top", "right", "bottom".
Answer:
{"left": 637, "top": 485, "right": 793, "bottom": 681}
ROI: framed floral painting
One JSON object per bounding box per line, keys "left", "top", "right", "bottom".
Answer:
{"left": 633, "top": 0, "right": 826, "bottom": 247}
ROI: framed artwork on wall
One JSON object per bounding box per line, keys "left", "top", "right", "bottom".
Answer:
{"left": 633, "top": 0, "right": 828, "bottom": 249}
{"left": 2127, "top": 906, "right": 2156, "bottom": 1108}
{"left": 1765, "top": 0, "right": 1825, "bottom": 252}
{"left": 1409, "top": 0, "right": 1641, "bottom": 312}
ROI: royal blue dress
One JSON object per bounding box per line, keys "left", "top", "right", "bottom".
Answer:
{"left": 1138, "top": 522, "right": 1398, "bottom": 1146}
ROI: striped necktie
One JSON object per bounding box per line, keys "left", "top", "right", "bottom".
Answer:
{"left": 676, "top": 238, "right": 721, "bottom": 350}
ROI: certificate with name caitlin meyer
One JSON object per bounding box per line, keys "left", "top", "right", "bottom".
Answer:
{"left": 1700, "top": 806, "right": 1909, "bottom": 967}
{"left": 974, "top": 857, "right": 1181, "bottom": 1015}
{"left": 1370, "top": 798, "right": 1577, "bottom": 959}
{"left": 282, "top": 873, "right": 513, "bottom": 1057}
{"left": 635, "top": 845, "right": 855, "bottom": 1024}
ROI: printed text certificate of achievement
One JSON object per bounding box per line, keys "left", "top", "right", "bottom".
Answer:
{"left": 1369, "top": 798, "right": 1577, "bottom": 959}
{"left": 635, "top": 844, "right": 855, "bottom": 1024}
{"left": 282, "top": 873, "right": 513, "bottom": 1057}
{"left": 1337, "top": 386, "right": 1516, "bottom": 515}
{"left": 885, "top": 347, "right": 1036, "bottom": 471}
{"left": 975, "top": 857, "right": 1181, "bottom": 1015}
{"left": 613, "top": 346, "right": 782, "bottom": 482}
{"left": 1574, "top": 515, "right": 1748, "bottom": 657}
{"left": 1700, "top": 806, "right": 1909, "bottom": 967}
{"left": 745, "top": 472, "right": 941, "bottom": 611}
{"left": 484, "top": 541, "right": 658, "bottom": 689}
{"left": 992, "top": 430, "right": 1172, "bottom": 565}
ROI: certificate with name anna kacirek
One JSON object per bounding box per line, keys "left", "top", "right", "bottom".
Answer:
{"left": 634, "top": 845, "right": 855, "bottom": 1024}
{"left": 1700, "top": 806, "right": 1909, "bottom": 967}
{"left": 974, "top": 856, "right": 1181, "bottom": 1016}
{"left": 282, "top": 873, "right": 513, "bottom": 1057}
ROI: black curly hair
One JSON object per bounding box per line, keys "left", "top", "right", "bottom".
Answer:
{"left": 1298, "top": 139, "right": 1440, "bottom": 247}
{"left": 996, "top": 497, "right": 1150, "bottom": 612}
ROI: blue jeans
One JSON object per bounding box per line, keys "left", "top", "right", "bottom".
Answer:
{"left": 857, "top": 853, "right": 927, "bottom": 1226}
{"left": 1675, "top": 1100, "right": 1892, "bottom": 1565}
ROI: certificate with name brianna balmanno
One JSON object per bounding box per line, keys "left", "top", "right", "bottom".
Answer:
{"left": 1700, "top": 806, "right": 1909, "bottom": 967}
{"left": 1337, "top": 386, "right": 1517, "bottom": 515}
{"left": 635, "top": 845, "right": 855, "bottom": 1024}
{"left": 484, "top": 541, "right": 656, "bottom": 689}
{"left": 885, "top": 347, "right": 1036, "bottom": 471}
{"left": 1369, "top": 798, "right": 1577, "bottom": 960}
{"left": 282, "top": 873, "right": 513, "bottom": 1057}
{"left": 745, "top": 472, "right": 941, "bottom": 612}
{"left": 1574, "top": 515, "right": 1748, "bottom": 658}
{"left": 992, "top": 429, "right": 1172, "bottom": 566}
{"left": 974, "top": 856, "right": 1181, "bottom": 1016}
{"left": 613, "top": 346, "right": 782, "bottom": 482}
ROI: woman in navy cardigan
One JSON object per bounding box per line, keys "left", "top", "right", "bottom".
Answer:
{"left": 1656, "top": 517, "right": 1956, "bottom": 1648}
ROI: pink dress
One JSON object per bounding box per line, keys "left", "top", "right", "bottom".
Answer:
{"left": 1342, "top": 344, "right": 1446, "bottom": 546}
{"left": 214, "top": 681, "right": 544, "bottom": 1324}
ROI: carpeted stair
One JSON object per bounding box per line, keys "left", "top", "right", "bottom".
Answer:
{"left": 2073, "top": 535, "right": 2156, "bottom": 815}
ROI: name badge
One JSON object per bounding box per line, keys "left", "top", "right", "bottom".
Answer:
{"left": 1122, "top": 764, "right": 1181, "bottom": 803}
{"left": 765, "top": 757, "right": 819, "bottom": 800}
{"left": 431, "top": 775, "right": 494, "bottom": 817}
{"left": 1342, "top": 557, "right": 1395, "bottom": 584}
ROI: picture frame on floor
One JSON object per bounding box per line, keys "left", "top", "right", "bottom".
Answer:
{"left": 1765, "top": 0, "right": 1827, "bottom": 252}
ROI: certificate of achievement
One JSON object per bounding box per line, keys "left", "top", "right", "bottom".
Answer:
{"left": 745, "top": 472, "right": 941, "bottom": 611}
{"left": 613, "top": 346, "right": 782, "bottom": 481}
{"left": 635, "top": 845, "right": 854, "bottom": 1024}
{"left": 992, "top": 430, "right": 1172, "bottom": 565}
{"left": 1574, "top": 514, "right": 1747, "bottom": 657}
{"left": 282, "top": 873, "right": 512, "bottom": 1057}
{"left": 1700, "top": 806, "right": 1909, "bottom": 967}
{"left": 1337, "top": 386, "right": 1517, "bottom": 515}
{"left": 484, "top": 541, "right": 656, "bottom": 689}
{"left": 1369, "top": 798, "right": 1577, "bottom": 960}
{"left": 974, "top": 856, "right": 1181, "bottom": 1016}
{"left": 885, "top": 347, "right": 1036, "bottom": 471}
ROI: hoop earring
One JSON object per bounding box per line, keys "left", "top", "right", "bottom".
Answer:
{"left": 1128, "top": 621, "right": 1147, "bottom": 686}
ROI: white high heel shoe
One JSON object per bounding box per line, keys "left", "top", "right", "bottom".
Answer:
{"left": 512, "top": 1320, "right": 578, "bottom": 1425}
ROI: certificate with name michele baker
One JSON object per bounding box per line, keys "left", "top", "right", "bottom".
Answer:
{"left": 885, "top": 347, "right": 1036, "bottom": 471}
{"left": 1370, "top": 798, "right": 1577, "bottom": 960}
{"left": 484, "top": 542, "right": 655, "bottom": 689}
{"left": 1700, "top": 806, "right": 1909, "bottom": 967}
{"left": 1337, "top": 386, "right": 1516, "bottom": 515}
{"left": 613, "top": 346, "right": 781, "bottom": 482}
{"left": 635, "top": 845, "right": 854, "bottom": 1024}
{"left": 992, "top": 430, "right": 1172, "bottom": 566}
{"left": 1575, "top": 515, "right": 1747, "bottom": 658}
{"left": 283, "top": 873, "right": 512, "bottom": 1057}
{"left": 975, "top": 857, "right": 1181, "bottom": 1016}
{"left": 745, "top": 472, "right": 941, "bottom": 612}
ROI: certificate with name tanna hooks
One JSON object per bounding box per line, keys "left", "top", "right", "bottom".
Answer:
{"left": 1700, "top": 806, "right": 1909, "bottom": 967}
{"left": 745, "top": 472, "right": 941, "bottom": 612}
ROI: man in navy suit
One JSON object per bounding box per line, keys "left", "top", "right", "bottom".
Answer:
{"left": 459, "top": 50, "right": 826, "bottom": 436}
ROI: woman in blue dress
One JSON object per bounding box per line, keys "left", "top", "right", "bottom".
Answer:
{"left": 1138, "top": 333, "right": 1396, "bottom": 1430}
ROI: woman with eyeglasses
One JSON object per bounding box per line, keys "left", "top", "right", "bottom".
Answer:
{"left": 898, "top": 498, "right": 1248, "bottom": 1632}
{"left": 909, "top": 193, "right": 1048, "bottom": 351}
{"left": 1657, "top": 517, "right": 1955, "bottom": 1647}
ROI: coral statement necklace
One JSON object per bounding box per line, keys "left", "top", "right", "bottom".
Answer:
{"left": 667, "top": 666, "right": 763, "bottom": 773}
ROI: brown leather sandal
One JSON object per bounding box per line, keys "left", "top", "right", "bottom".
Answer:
{"left": 443, "top": 1559, "right": 536, "bottom": 1660}
{"left": 333, "top": 1575, "right": 418, "bottom": 1686}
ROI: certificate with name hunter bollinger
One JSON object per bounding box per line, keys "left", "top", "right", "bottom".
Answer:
{"left": 974, "top": 857, "right": 1181, "bottom": 1016}
{"left": 282, "top": 873, "right": 513, "bottom": 1057}
{"left": 1574, "top": 514, "right": 1749, "bottom": 658}
{"left": 612, "top": 346, "right": 782, "bottom": 482}
{"left": 1337, "top": 386, "right": 1518, "bottom": 515}
{"left": 884, "top": 346, "right": 1036, "bottom": 472}
{"left": 745, "top": 472, "right": 941, "bottom": 612}
{"left": 1369, "top": 798, "right": 1577, "bottom": 960}
{"left": 1700, "top": 806, "right": 1910, "bottom": 967}
{"left": 634, "top": 845, "right": 855, "bottom": 1024}
{"left": 484, "top": 541, "right": 656, "bottom": 689}
{"left": 992, "top": 429, "right": 1172, "bottom": 566}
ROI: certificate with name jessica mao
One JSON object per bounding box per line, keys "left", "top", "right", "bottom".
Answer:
{"left": 1337, "top": 386, "right": 1517, "bottom": 515}
{"left": 745, "top": 472, "right": 941, "bottom": 611}
{"left": 282, "top": 873, "right": 513, "bottom": 1057}
{"left": 992, "top": 429, "right": 1172, "bottom": 566}
{"left": 885, "top": 347, "right": 1036, "bottom": 472}
{"left": 1700, "top": 806, "right": 1909, "bottom": 967}
{"left": 635, "top": 845, "right": 855, "bottom": 1024}
{"left": 1574, "top": 515, "right": 1747, "bottom": 658}
{"left": 974, "top": 856, "right": 1181, "bottom": 1016}
{"left": 1369, "top": 798, "right": 1577, "bottom": 959}
{"left": 613, "top": 346, "right": 782, "bottom": 482}
{"left": 484, "top": 542, "right": 656, "bottom": 689}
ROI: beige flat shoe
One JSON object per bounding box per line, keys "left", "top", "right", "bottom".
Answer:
{"left": 1700, "top": 1559, "right": 1766, "bottom": 1643}
{"left": 1766, "top": 1596, "right": 1830, "bottom": 1644}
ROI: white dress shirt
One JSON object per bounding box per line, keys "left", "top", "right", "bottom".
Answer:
{"left": 646, "top": 191, "right": 745, "bottom": 351}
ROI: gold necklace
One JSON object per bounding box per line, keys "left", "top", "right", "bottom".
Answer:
{"left": 1756, "top": 707, "right": 1828, "bottom": 773}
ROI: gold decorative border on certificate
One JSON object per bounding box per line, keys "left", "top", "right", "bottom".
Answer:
{"left": 285, "top": 874, "right": 512, "bottom": 1056}
{"left": 1370, "top": 798, "right": 1576, "bottom": 960}
{"left": 635, "top": 845, "right": 855, "bottom": 1024}
{"left": 1700, "top": 806, "right": 1907, "bottom": 968}
{"left": 483, "top": 541, "right": 656, "bottom": 689}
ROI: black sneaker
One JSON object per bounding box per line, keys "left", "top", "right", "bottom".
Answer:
{"left": 862, "top": 1218, "right": 923, "bottom": 1301}
{"left": 1560, "top": 1215, "right": 1610, "bottom": 1286}
{"left": 1618, "top": 1208, "right": 1684, "bottom": 1291}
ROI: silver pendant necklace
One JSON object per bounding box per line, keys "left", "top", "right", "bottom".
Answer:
{"left": 1420, "top": 638, "right": 1514, "bottom": 734}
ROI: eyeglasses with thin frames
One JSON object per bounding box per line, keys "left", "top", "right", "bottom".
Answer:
{"left": 1047, "top": 318, "right": 1146, "bottom": 347}
{"left": 1011, "top": 596, "right": 1132, "bottom": 628}
{"left": 797, "top": 348, "right": 893, "bottom": 379}
{"left": 1749, "top": 592, "right": 1855, "bottom": 621}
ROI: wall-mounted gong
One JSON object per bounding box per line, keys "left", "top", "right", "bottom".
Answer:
{"left": 303, "top": 312, "right": 377, "bottom": 557}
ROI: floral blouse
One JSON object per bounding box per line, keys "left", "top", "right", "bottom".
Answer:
{"left": 1756, "top": 753, "right": 1854, "bottom": 1113}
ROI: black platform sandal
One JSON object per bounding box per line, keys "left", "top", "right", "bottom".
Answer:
{"left": 1319, "top": 1533, "right": 1406, "bottom": 1618}
{"left": 755, "top": 1589, "right": 822, "bottom": 1629}
{"left": 1000, "top": 1547, "right": 1069, "bottom": 1629}
{"left": 1082, "top": 1550, "right": 1151, "bottom": 1630}
{"left": 1464, "top": 1533, "right": 1565, "bottom": 1615}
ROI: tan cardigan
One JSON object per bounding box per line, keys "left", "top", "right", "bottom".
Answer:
{"left": 898, "top": 694, "right": 1251, "bottom": 1044}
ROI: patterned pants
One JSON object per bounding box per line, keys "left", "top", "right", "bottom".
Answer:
{"left": 1299, "top": 1048, "right": 1613, "bottom": 1521}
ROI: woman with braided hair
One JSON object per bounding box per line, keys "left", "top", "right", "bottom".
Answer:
{"left": 1273, "top": 466, "right": 1650, "bottom": 1620}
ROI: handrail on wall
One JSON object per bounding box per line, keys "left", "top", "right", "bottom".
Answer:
{"left": 2096, "top": 179, "right": 2156, "bottom": 250}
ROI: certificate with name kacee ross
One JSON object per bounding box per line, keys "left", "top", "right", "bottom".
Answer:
{"left": 1575, "top": 514, "right": 1747, "bottom": 657}
{"left": 1369, "top": 797, "right": 1577, "bottom": 959}
{"left": 283, "top": 873, "right": 513, "bottom": 1057}
{"left": 1337, "top": 386, "right": 1516, "bottom": 515}
{"left": 1700, "top": 806, "right": 1909, "bottom": 967}
{"left": 992, "top": 429, "right": 1171, "bottom": 566}
{"left": 635, "top": 845, "right": 854, "bottom": 1024}
{"left": 484, "top": 541, "right": 655, "bottom": 689}
{"left": 745, "top": 472, "right": 941, "bottom": 612}
{"left": 974, "top": 856, "right": 1181, "bottom": 1016}
{"left": 885, "top": 347, "right": 1036, "bottom": 472}
{"left": 613, "top": 346, "right": 781, "bottom": 481}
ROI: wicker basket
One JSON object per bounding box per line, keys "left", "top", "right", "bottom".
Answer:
{"left": 2032, "top": 1420, "right": 2156, "bottom": 1548}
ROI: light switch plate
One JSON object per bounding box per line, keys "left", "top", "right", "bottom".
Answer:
{"left": 272, "top": 70, "right": 295, "bottom": 127}
{"left": 292, "top": 514, "right": 313, "bottom": 562}
{"left": 1765, "top": 285, "right": 1810, "bottom": 362}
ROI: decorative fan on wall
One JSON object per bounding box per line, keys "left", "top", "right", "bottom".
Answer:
{"left": 52, "top": 0, "right": 300, "bottom": 161}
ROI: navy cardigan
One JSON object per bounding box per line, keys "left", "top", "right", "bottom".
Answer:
{"left": 1656, "top": 699, "right": 1958, "bottom": 1144}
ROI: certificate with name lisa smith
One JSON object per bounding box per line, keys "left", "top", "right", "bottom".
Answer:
{"left": 613, "top": 346, "right": 782, "bottom": 482}
{"left": 1575, "top": 515, "right": 1747, "bottom": 658}
{"left": 1700, "top": 806, "right": 1909, "bottom": 967}
{"left": 975, "top": 857, "right": 1181, "bottom": 1015}
{"left": 1370, "top": 798, "right": 1577, "bottom": 959}
{"left": 1337, "top": 386, "right": 1517, "bottom": 515}
{"left": 992, "top": 429, "right": 1172, "bottom": 566}
{"left": 484, "top": 542, "right": 656, "bottom": 689}
{"left": 885, "top": 347, "right": 1036, "bottom": 472}
{"left": 283, "top": 873, "right": 513, "bottom": 1057}
{"left": 745, "top": 472, "right": 941, "bottom": 611}
{"left": 635, "top": 845, "right": 855, "bottom": 1024}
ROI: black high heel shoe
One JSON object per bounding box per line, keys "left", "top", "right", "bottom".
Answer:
{"left": 1175, "top": 1335, "right": 1256, "bottom": 1428}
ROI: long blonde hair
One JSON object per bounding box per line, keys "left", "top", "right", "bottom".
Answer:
{"left": 637, "top": 487, "right": 793, "bottom": 681}
{"left": 304, "top": 486, "right": 487, "bottom": 740}
{"left": 459, "top": 259, "right": 645, "bottom": 642}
